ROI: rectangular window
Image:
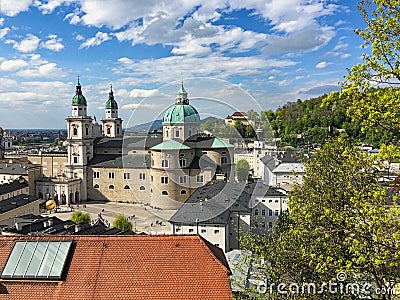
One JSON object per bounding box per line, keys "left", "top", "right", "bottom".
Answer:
{"left": 214, "top": 229, "right": 220, "bottom": 235}
{"left": 161, "top": 177, "right": 169, "bottom": 184}
{"left": 269, "top": 209, "right": 273, "bottom": 216}
{"left": 93, "top": 171, "right": 100, "bottom": 179}
{"left": 73, "top": 157, "right": 78, "bottom": 163}
{"left": 123, "top": 172, "right": 130, "bottom": 180}
{"left": 139, "top": 173, "right": 146, "bottom": 180}
{"left": 188, "top": 228, "right": 194, "bottom": 233}
{"left": 262, "top": 209, "right": 266, "bottom": 216}
{"left": 179, "top": 159, "right": 186, "bottom": 167}
{"left": 221, "top": 156, "right": 227, "bottom": 164}
{"left": 175, "top": 130, "right": 180, "bottom": 137}
{"left": 275, "top": 210, "right": 279, "bottom": 216}
{"left": 269, "top": 222, "right": 273, "bottom": 228}
{"left": 196, "top": 175, "right": 204, "bottom": 183}
{"left": 200, "top": 229, "right": 207, "bottom": 234}
{"left": 179, "top": 176, "right": 187, "bottom": 184}
{"left": 108, "top": 172, "right": 115, "bottom": 179}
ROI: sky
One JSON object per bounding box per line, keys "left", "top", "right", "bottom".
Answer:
{"left": 0, "top": 0, "right": 367, "bottom": 128}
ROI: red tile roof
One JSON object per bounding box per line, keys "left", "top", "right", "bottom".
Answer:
{"left": 0, "top": 235, "right": 232, "bottom": 300}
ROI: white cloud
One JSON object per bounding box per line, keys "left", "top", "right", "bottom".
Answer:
{"left": 68, "top": 0, "right": 340, "bottom": 57}
{"left": 122, "top": 103, "right": 163, "bottom": 110}
{"left": 74, "top": 33, "right": 85, "bottom": 41}
{"left": 64, "top": 12, "right": 80, "bottom": 24}
{"left": 0, "top": 0, "right": 32, "bottom": 16}
{"left": 129, "top": 89, "right": 159, "bottom": 98}
{"left": 11, "top": 34, "right": 40, "bottom": 52}
{"left": 79, "top": 32, "right": 111, "bottom": 48}
{"left": 0, "top": 59, "right": 28, "bottom": 71}
{"left": 14, "top": 55, "right": 65, "bottom": 78}
{"left": 115, "top": 54, "right": 297, "bottom": 84}
{"left": 263, "top": 24, "right": 335, "bottom": 55}
{"left": 41, "top": 34, "right": 64, "bottom": 51}
{"left": 34, "top": 0, "right": 67, "bottom": 14}
{"left": 0, "top": 27, "right": 9, "bottom": 39}
{"left": 0, "top": 18, "right": 4, "bottom": 26}
{"left": 315, "top": 61, "right": 330, "bottom": 69}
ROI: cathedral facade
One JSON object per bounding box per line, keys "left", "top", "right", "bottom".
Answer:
{"left": 36, "top": 79, "right": 234, "bottom": 209}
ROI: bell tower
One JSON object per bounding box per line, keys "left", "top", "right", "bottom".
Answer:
{"left": 102, "top": 85, "right": 123, "bottom": 137}
{"left": 66, "top": 77, "right": 94, "bottom": 201}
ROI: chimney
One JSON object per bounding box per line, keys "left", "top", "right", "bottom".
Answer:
{"left": 15, "top": 222, "right": 22, "bottom": 231}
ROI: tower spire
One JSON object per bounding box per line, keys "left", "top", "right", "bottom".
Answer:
{"left": 176, "top": 81, "right": 188, "bottom": 104}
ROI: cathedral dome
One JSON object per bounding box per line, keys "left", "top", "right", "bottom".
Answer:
{"left": 72, "top": 77, "right": 87, "bottom": 106}
{"left": 163, "top": 104, "right": 200, "bottom": 124}
{"left": 105, "top": 85, "right": 118, "bottom": 109}
{"left": 162, "top": 83, "right": 200, "bottom": 124}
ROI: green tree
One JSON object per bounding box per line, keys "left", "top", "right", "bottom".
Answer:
{"left": 241, "top": 137, "right": 400, "bottom": 299}
{"left": 235, "top": 159, "right": 250, "bottom": 182}
{"left": 70, "top": 211, "right": 91, "bottom": 225}
{"left": 113, "top": 214, "right": 133, "bottom": 231}
{"left": 346, "top": 0, "right": 400, "bottom": 89}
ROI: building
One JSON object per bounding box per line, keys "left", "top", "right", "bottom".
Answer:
{"left": 169, "top": 181, "right": 251, "bottom": 252}
{"left": 33, "top": 79, "right": 234, "bottom": 209}
{"left": 248, "top": 181, "right": 288, "bottom": 233}
{"left": 225, "top": 112, "right": 253, "bottom": 126}
{"left": 0, "top": 194, "right": 42, "bottom": 221}
{"left": 0, "top": 235, "right": 232, "bottom": 299}
{"left": 0, "top": 162, "right": 42, "bottom": 196}
{"left": 0, "top": 179, "right": 29, "bottom": 201}
{"left": 262, "top": 152, "right": 306, "bottom": 188}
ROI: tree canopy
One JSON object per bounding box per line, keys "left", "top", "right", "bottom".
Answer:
{"left": 235, "top": 159, "right": 250, "bottom": 182}
{"left": 241, "top": 137, "right": 400, "bottom": 299}
{"left": 70, "top": 211, "right": 91, "bottom": 225}
{"left": 112, "top": 214, "right": 133, "bottom": 231}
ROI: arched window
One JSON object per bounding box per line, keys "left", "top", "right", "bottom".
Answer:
{"left": 85, "top": 127, "right": 89, "bottom": 136}
{"left": 94, "top": 184, "right": 100, "bottom": 189}
{"left": 166, "top": 130, "right": 169, "bottom": 138}
{"left": 73, "top": 127, "right": 78, "bottom": 135}
{"left": 109, "top": 185, "right": 115, "bottom": 190}
{"left": 162, "top": 159, "right": 169, "bottom": 168}
{"left": 180, "top": 189, "right": 187, "bottom": 195}
{"left": 161, "top": 190, "right": 168, "bottom": 196}
{"left": 124, "top": 185, "right": 130, "bottom": 190}
{"left": 139, "top": 185, "right": 146, "bottom": 191}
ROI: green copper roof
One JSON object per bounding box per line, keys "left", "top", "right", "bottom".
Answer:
{"left": 150, "top": 139, "right": 191, "bottom": 151}
{"left": 178, "top": 82, "right": 187, "bottom": 94}
{"left": 105, "top": 86, "right": 118, "bottom": 109}
{"left": 72, "top": 77, "right": 87, "bottom": 106}
{"left": 163, "top": 104, "right": 200, "bottom": 124}
{"left": 211, "top": 137, "right": 234, "bottom": 148}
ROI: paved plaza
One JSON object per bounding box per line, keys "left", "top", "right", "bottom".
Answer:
{"left": 43, "top": 201, "right": 176, "bottom": 234}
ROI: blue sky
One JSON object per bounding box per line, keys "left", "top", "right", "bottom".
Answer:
{"left": 0, "top": 0, "right": 366, "bottom": 128}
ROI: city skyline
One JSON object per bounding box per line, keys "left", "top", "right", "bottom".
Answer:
{"left": 0, "top": 0, "right": 366, "bottom": 128}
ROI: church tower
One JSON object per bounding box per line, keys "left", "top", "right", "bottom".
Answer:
{"left": 102, "top": 85, "right": 123, "bottom": 137}
{"left": 162, "top": 82, "right": 200, "bottom": 141}
{"left": 66, "top": 77, "right": 94, "bottom": 201}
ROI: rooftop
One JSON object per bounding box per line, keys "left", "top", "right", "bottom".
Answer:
{"left": 0, "top": 194, "right": 42, "bottom": 215}
{"left": 0, "top": 235, "right": 232, "bottom": 299}
{"left": 0, "top": 179, "right": 29, "bottom": 196}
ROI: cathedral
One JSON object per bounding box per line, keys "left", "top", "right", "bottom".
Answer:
{"left": 35, "top": 79, "right": 234, "bottom": 209}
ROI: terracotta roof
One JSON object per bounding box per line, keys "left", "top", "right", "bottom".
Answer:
{"left": 0, "top": 235, "right": 232, "bottom": 300}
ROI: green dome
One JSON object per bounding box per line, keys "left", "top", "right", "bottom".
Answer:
{"left": 105, "top": 86, "right": 118, "bottom": 109}
{"left": 72, "top": 78, "right": 87, "bottom": 106}
{"left": 162, "top": 82, "right": 200, "bottom": 124}
{"left": 163, "top": 104, "right": 200, "bottom": 124}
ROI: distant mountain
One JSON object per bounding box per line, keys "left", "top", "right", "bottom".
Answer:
{"left": 128, "top": 117, "right": 218, "bottom": 132}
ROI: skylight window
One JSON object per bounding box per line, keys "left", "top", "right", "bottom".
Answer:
{"left": 1, "top": 241, "right": 72, "bottom": 280}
